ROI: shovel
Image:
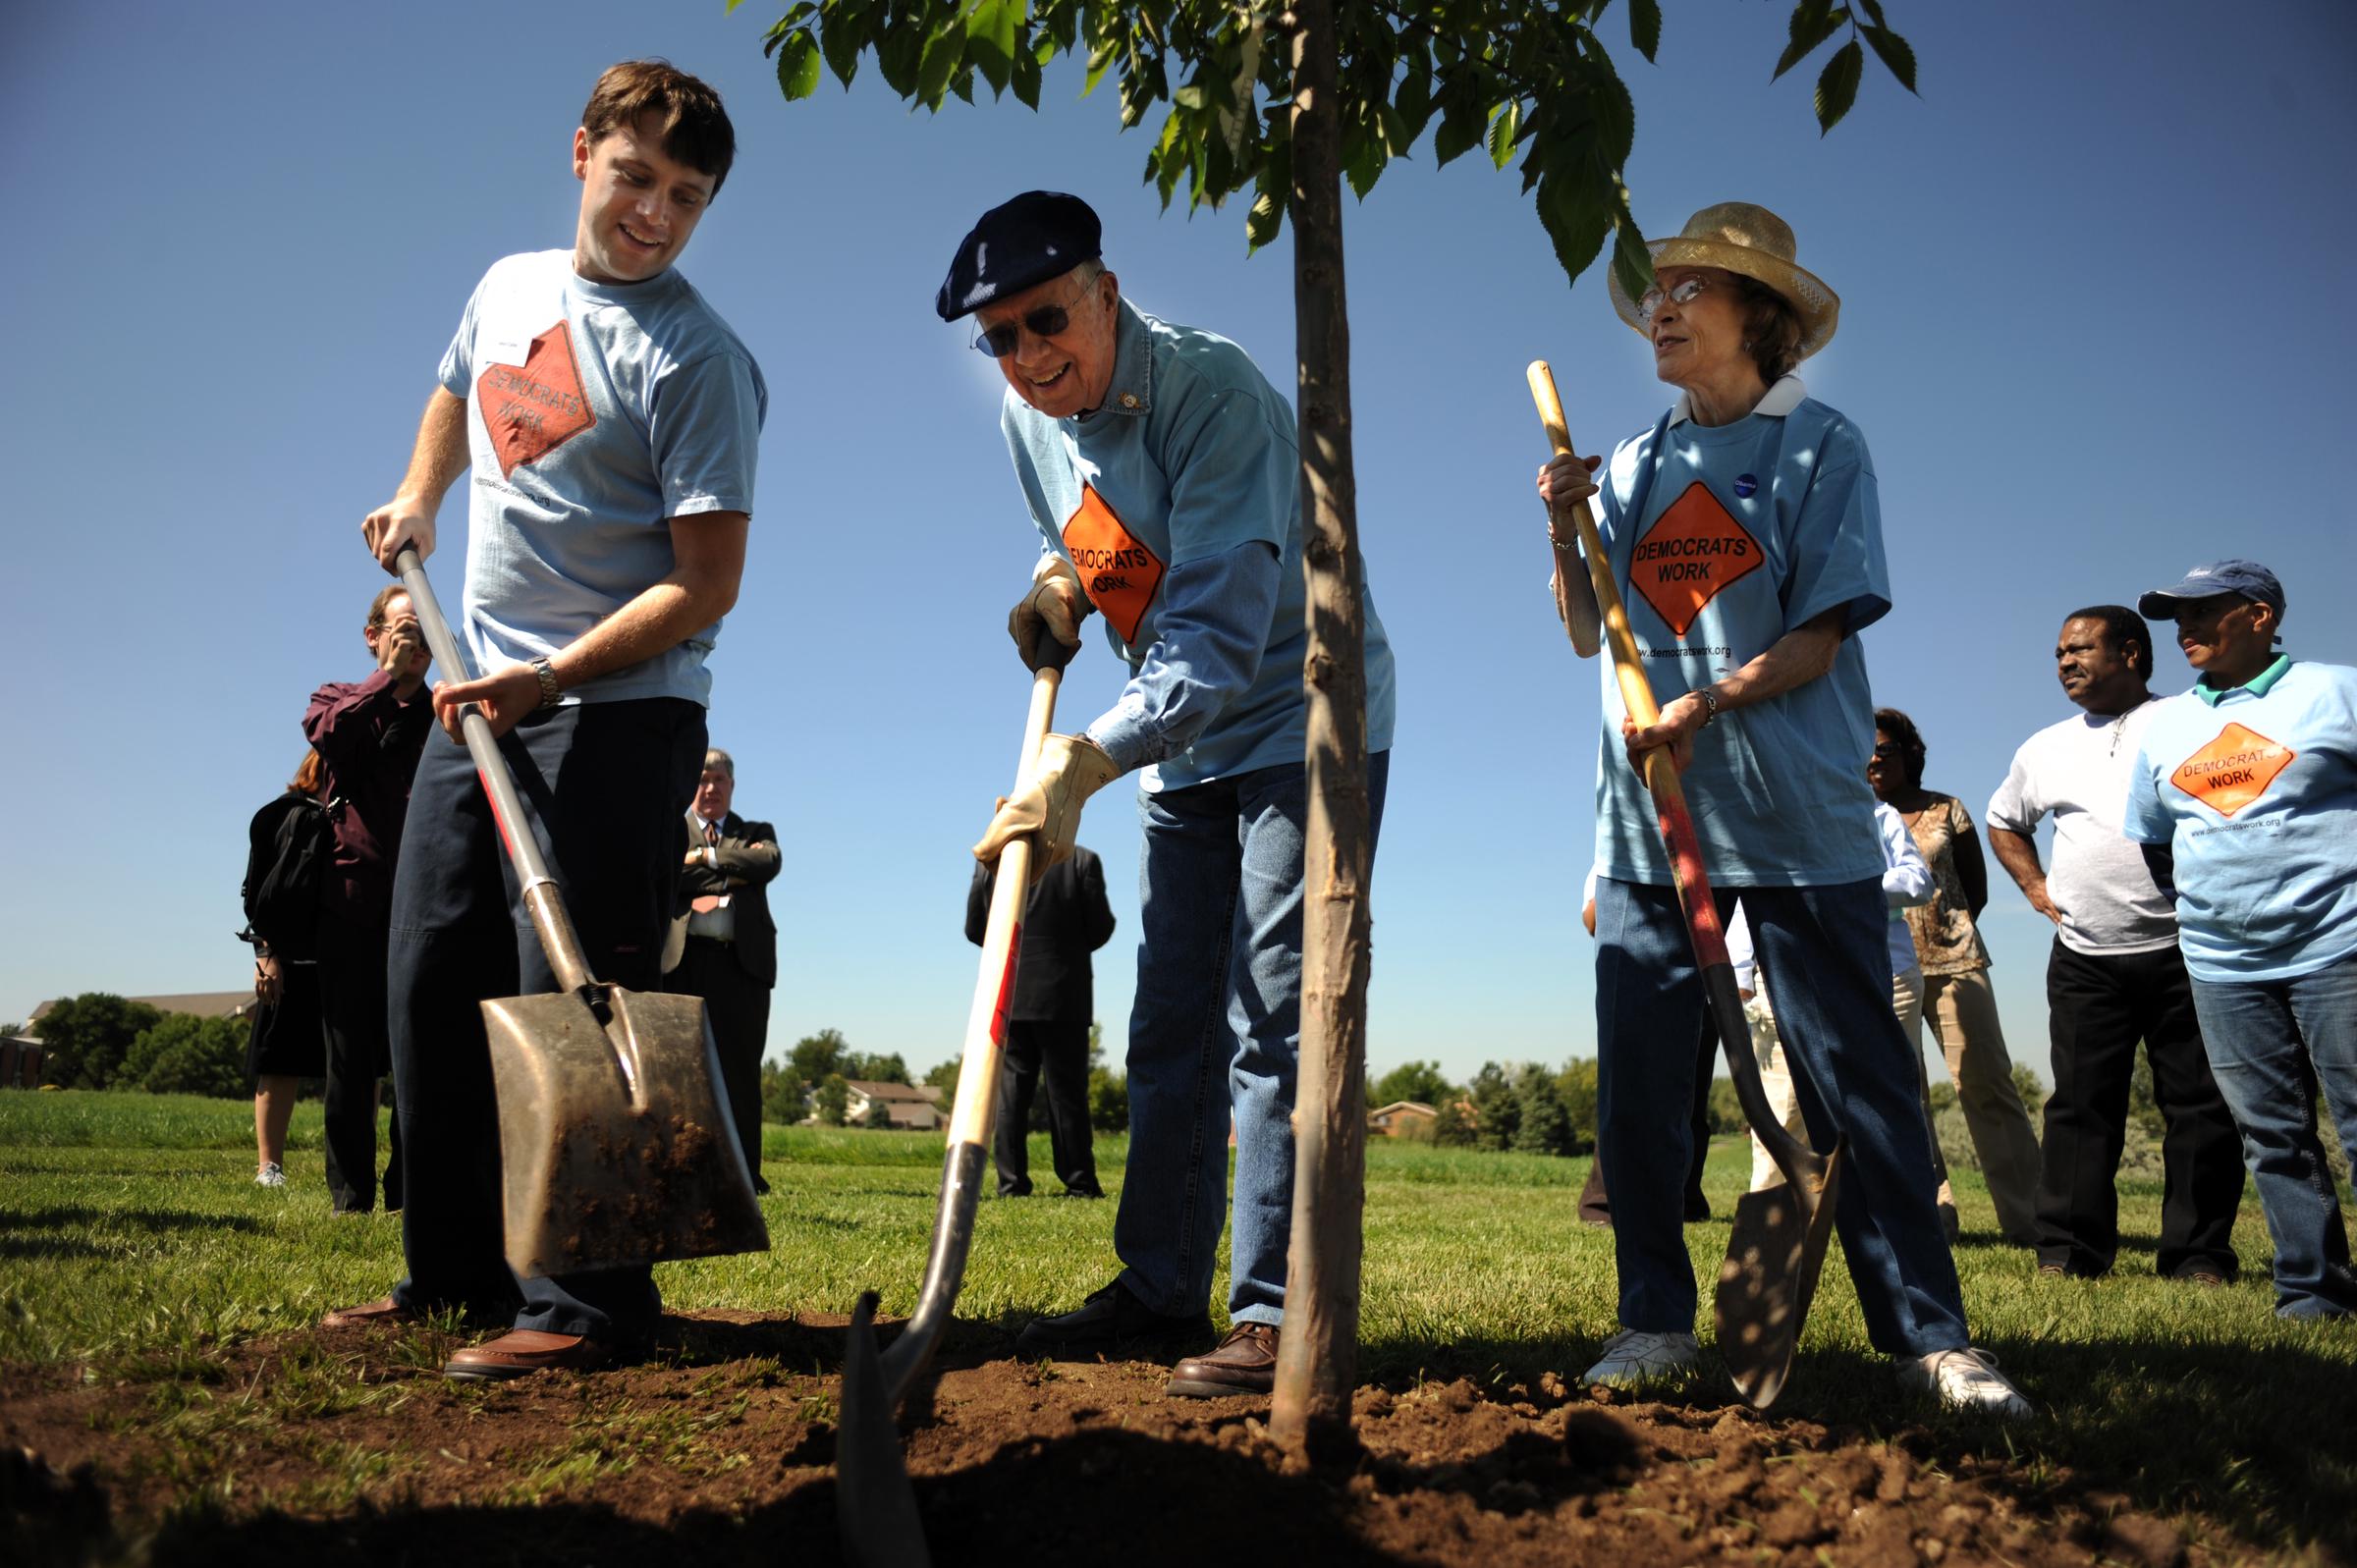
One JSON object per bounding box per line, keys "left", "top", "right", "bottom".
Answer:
{"left": 836, "top": 640, "right": 1074, "bottom": 1568}
{"left": 395, "top": 548, "right": 769, "bottom": 1279}
{"left": 1527, "top": 364, "right": 1843, "bottom": 1411}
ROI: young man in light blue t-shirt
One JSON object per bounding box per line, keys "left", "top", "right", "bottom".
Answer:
{"left": 2125, "top": 560, "right": 2357, "bottom": 1318}
{"left": 939, "top": 192, "right": 1397, "bottom": 1400}
{"left": 329, "top": 62, "right": 768, "bottom": 1379}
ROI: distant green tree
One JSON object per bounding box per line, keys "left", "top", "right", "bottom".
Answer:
{"left": 1553, "top": 1057, "right": 1600, "bottom": 1154}
{"left": 760, "top": 1059, "right": 808, "bottom": 1124}
{"left": 33, "top": 994, "right": 163, "bottom": 1090}
{"left": 1088, "top": 1064, "right": 1129, "bottom": 1132}
{"left": 815, "top": 1072, "right": 850, "bottom": 1126}
{"left": 1927, "top": 1079, "right": 1959, "bottom": 1116}
{"left": 922, "top": 1056, "right": 961, "bottom": 1095}
{"left": 789, "top": 1028, "right": 850, "bottom": 1084}
{"left": 845, "top": 1051, "right": 912, "bottom": 1085}
{"left": 2011, "top": 1062, "right": 2048, "bottom": 1123}
{"left": 1705, "top": 1076, "right": 1745, "bottom": 1137}
{"left": 2126, "top": 1051, "right": 2164, "bottom": 1140}
{"left": 1513, "top": 1064, "right": 1572, "bottom": 1157}
{"left": 121, "top": 1013, "right": 247, "bottom": 1099}
{"left": 1431, "top": 1098, "right": 1477, "bottom": 1148}
{"left": 864, "top": 1096, "right": 896, "bottom": 1130}
{"left": 1467, "top": 1062, "right": 1519, "bottom": 1153}
{"left": 1370, "top": 1059, "right": 1454, "bottom": 1109}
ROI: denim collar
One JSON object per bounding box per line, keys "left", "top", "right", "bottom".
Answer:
{"left": 2193, "top": 653, "right": 2293, "bottom": 706}
{"left": 1670, "top": 374, "right": 1805, "bottom": 428}
{"left": 1079, "top": 299, "right": 1155, "bottom": 423}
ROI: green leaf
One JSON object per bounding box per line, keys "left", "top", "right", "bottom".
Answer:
{"left": 1083, "top": 39, "right": 1117, "bottom": 97}
{"left": 1854, "top": 0, "right": 1889, "bottom": 25}
{"left": 917, "top": 18, "right": 967, "bottom": 108}
{"left": 1774, "top": 1, "right": 1847, "bottom": 81}
{"left": 1610, "top": 220, "right": 1655, "bottom": 304}
{"left": 1487, "top": 99, "right": 1521, "bottom": 171}
{"left": 818, "top": 10, "right": 865, "bottom": 87}
{"left": 1394, "top": 60, "right": 1434, "bottom": 147}
{"left": 1245, "top": 189, "right": 1283, "bottom": 252}
{"left": 1013, "top": 42, "right": 1043, "bottom": 108}
{"left": 877, "top": 22, "right": 922, "bottom": 97}
{"left": 776, "top": 29, "right": 823, "bottom": 101}
{"left": 966, "top": 0, "right": 1018, "bottom": 96}
{"left": 1627, "top": 0, "right": 1662, "bottom": 63}
{"left": 1861, "top": 24, "right": 1917, "bottom": 93}
{"left": 1432, "top": 87, "right": 1486, "bottom": 167}
{"left": 1535, "top": 169, "right": 1614, "bottom": 290}
{"left": 1814, "top": 38, "right": 1863, "bottom": 133}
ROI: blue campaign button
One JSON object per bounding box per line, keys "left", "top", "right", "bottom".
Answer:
{"left": 1732, "top": 473, "right": 1759, "bottom": 499}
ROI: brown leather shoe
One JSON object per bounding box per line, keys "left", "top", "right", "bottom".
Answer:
{"left": 1168, "top": 1324, "right": 1280, "bottom": 1399}
{"left": 320, "top": 1295, "right": 420, "bottom": 1330}
{"left": 442, "top": 1330, "right": 616, "bottom": 1382}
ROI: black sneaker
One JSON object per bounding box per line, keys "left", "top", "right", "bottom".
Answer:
{"left": 1014, "top": 1278, "right": 1213, "bottom": 1358}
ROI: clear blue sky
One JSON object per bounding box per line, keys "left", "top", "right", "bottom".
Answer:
{"left": 5, "top": 2, "right": 2352, "bottom": 1092}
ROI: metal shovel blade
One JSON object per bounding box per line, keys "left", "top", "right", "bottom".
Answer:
{"left": 837, "top": 1290, "right": 930, "bottom": 1568}
{"left": 1715, "top": 1140, "right": 1844, "bottom": 1410}
{"left": 483, "top": 984, "right": 769, "bottom": 1278}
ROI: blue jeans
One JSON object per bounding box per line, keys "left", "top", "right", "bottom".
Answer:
{"left": 387, "top": 697, "right": 704, "bottom": 1343}
{"left": 1114, "top": 751, "right": 1389, "bottom": 1326}
{"left": 1594, "top": 876, "right": 1969, "bottom": 1358}
{"left": 2188, "top": 953, "right": 2357, "bottom": 1319}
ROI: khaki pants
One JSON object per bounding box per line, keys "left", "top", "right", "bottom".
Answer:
{"left": 1917, "top": 967, "right": 2044, "bottom": 1242}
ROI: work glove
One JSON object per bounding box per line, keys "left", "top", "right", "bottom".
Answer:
{"left": 1008, "top": 555, "right": 1092, "bottom": 672}
{"left": 972, "top": 733, "right": 1123, "bottom": 881}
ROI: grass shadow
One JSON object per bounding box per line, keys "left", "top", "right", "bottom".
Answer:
{"left": 0, "top": 1206, "right": 264, "bottom": 1236}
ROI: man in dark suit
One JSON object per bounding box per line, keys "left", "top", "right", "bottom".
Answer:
{"left": 663, "top": 748, "right": 781, "bottom": 1193}
{"left": 968, "top": 844, "right": 1116, "bottom": 1197}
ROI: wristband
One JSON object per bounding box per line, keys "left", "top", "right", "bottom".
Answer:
{"left": 1690, "top": 687, "right": 1722, "bottom": 728}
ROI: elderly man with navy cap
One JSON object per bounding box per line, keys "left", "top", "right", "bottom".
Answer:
{"left": 942, "top": 190, "right": 1398, "bottom": 1397}
{"left": 2123, "top": 559, "right": 2357, "bottom": 1319}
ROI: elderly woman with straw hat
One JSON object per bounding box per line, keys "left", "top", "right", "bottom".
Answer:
{"left": 1536, "top": 203, "right": 2030, "bottom": 1417}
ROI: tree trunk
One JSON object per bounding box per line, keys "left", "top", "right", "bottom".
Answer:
{"left": 1270, "top": 0, "right": 1373, "bottom": 1464}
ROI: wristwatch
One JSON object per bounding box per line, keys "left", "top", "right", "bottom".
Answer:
{"left": 529, "top": 656, "right": 563, "bottom": 710}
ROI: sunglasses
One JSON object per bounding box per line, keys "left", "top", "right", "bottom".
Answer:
{"left": 1870, "top": 742, "right": 1902, "bottom": 760}
{"left": 1634, "top": 273, "right": 1711, "bottom": 327}
{"left": 970, "top": 274, "right": 1099, "bottom": 358}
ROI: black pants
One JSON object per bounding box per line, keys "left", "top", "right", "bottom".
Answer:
{"left": 995, "top": 1018, "right": 1100, "bottom": 1197}
{"left": 667, "top": 935, "right": 772, "bottom": 1190}
{"left": 388, "top": 697, "right": 703, "bottom": 1342}
{"left": 1580, "top": 1013, "right": 1719, "bottom": 1225}
{"left": 317, "top": 911, "right": 403, "bottom": 1214}
{"left": 2035, "top": 940, "right": 2245, "bottom": 1278}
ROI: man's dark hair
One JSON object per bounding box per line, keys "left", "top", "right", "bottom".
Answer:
{"left": 1873, "top": 707, "right": 1927, "bottom": 791}
{"left": 581, "top": 60, "right": 736, "bottom": 194}
{"left": 2064, "top": 604, "right": 2154, "bottom": 679}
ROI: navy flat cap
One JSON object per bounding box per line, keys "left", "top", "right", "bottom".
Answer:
{"left": 936, "top": 190, "right": 1102, "bottom": 321}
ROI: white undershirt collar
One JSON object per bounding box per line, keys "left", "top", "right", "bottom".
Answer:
{"left": 1669, "top": 374, "right": 1807, "bottom": 428}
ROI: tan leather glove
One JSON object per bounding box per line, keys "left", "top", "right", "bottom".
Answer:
{"left": 1008, "top": 555, "right": 1092, "bottom": 672}
{"left": 972, "top": 733, "right": 1123, "bottom": 880}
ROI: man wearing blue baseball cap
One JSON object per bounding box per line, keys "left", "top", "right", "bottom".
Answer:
{"left": 940, "top": 190, "right": 1398, "bottom": 1397}
{"left": 2124, "top": 560, "right": 2357, "bottom": 1319}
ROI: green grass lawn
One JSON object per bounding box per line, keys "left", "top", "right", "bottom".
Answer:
{"left": 3, "top": 1091, "right": 2353, "bottom": 1556}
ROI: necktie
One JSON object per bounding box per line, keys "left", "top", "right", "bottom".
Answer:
{"left": 691, "top": 821, "right": 724, "bottom": 914}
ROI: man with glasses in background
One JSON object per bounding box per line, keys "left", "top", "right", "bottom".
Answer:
{"left": 936, "top": 191, "right": 1398, "bottom": 1399}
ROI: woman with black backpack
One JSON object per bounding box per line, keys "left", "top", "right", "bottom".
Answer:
{"left": 243, "top": 751, "right": 331, "bottom": 1189}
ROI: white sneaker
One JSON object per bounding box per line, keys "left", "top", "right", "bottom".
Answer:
{"left": 1895, "top": 1346, "right": 2033, "bottom": 1418}
{"left": 1582, "top": 1328, "right": 1701, "bottom": 1389}
{"left": 254, "top": 1162, "right": 287, "bottom": 1189}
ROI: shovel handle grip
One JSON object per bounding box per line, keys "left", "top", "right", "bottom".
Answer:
{"left": 1523, "top": 363, "right": 1813, "bottom": 1178}
{"left": 395, "top": 548, "right": 596, "bottom": 995}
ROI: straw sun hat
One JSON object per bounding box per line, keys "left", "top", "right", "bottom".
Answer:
{"left": 1607, "top": 202, "right": 1840, "bottom": 361}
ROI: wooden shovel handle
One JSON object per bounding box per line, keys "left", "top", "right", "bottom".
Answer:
{"left": 944, "top": 662, "right": 1063, "bottom": 1147}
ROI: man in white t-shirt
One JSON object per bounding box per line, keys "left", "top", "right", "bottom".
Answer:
{"left": 1987, "top": 606, "right": 2242, "bottom": 1284}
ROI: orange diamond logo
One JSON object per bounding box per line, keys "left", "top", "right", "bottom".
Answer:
{"left": 2169, "top": 722, "right": 2294, "bottom": 817}
{"left": 1063, "top": 485, "right": 1165, "bottom": 645}
{"left": 476, "top": 321, "right": 596, "bottom": 478}
{"left": 1629, "top": 481, "right": 1765, "bottom": 637}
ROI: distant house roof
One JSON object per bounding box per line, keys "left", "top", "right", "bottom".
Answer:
{"left": 880, "top": 1102, "right": 940, "bottom": 1129}
{"left": 845, "top": 1079, "right": 935, "bottom": 1102}
{"left": 1370, "top": 1101, "right": 1437, "bottom": 1121}
{"left": 25, "top": 992, "right": 258, "bottom": 1035}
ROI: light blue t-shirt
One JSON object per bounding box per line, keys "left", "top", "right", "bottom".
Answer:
{"left": 1590, "top": 378, "right": 1891, "bottom": 888}
{"left": 1002, "top": 299, "right": 1398, "bottom": 790}
{"left": 2122, "top": 658, "right": 2357, "bottom": 982}
{"left": 437, "top": 250, "right": 767, "bottom": 707}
